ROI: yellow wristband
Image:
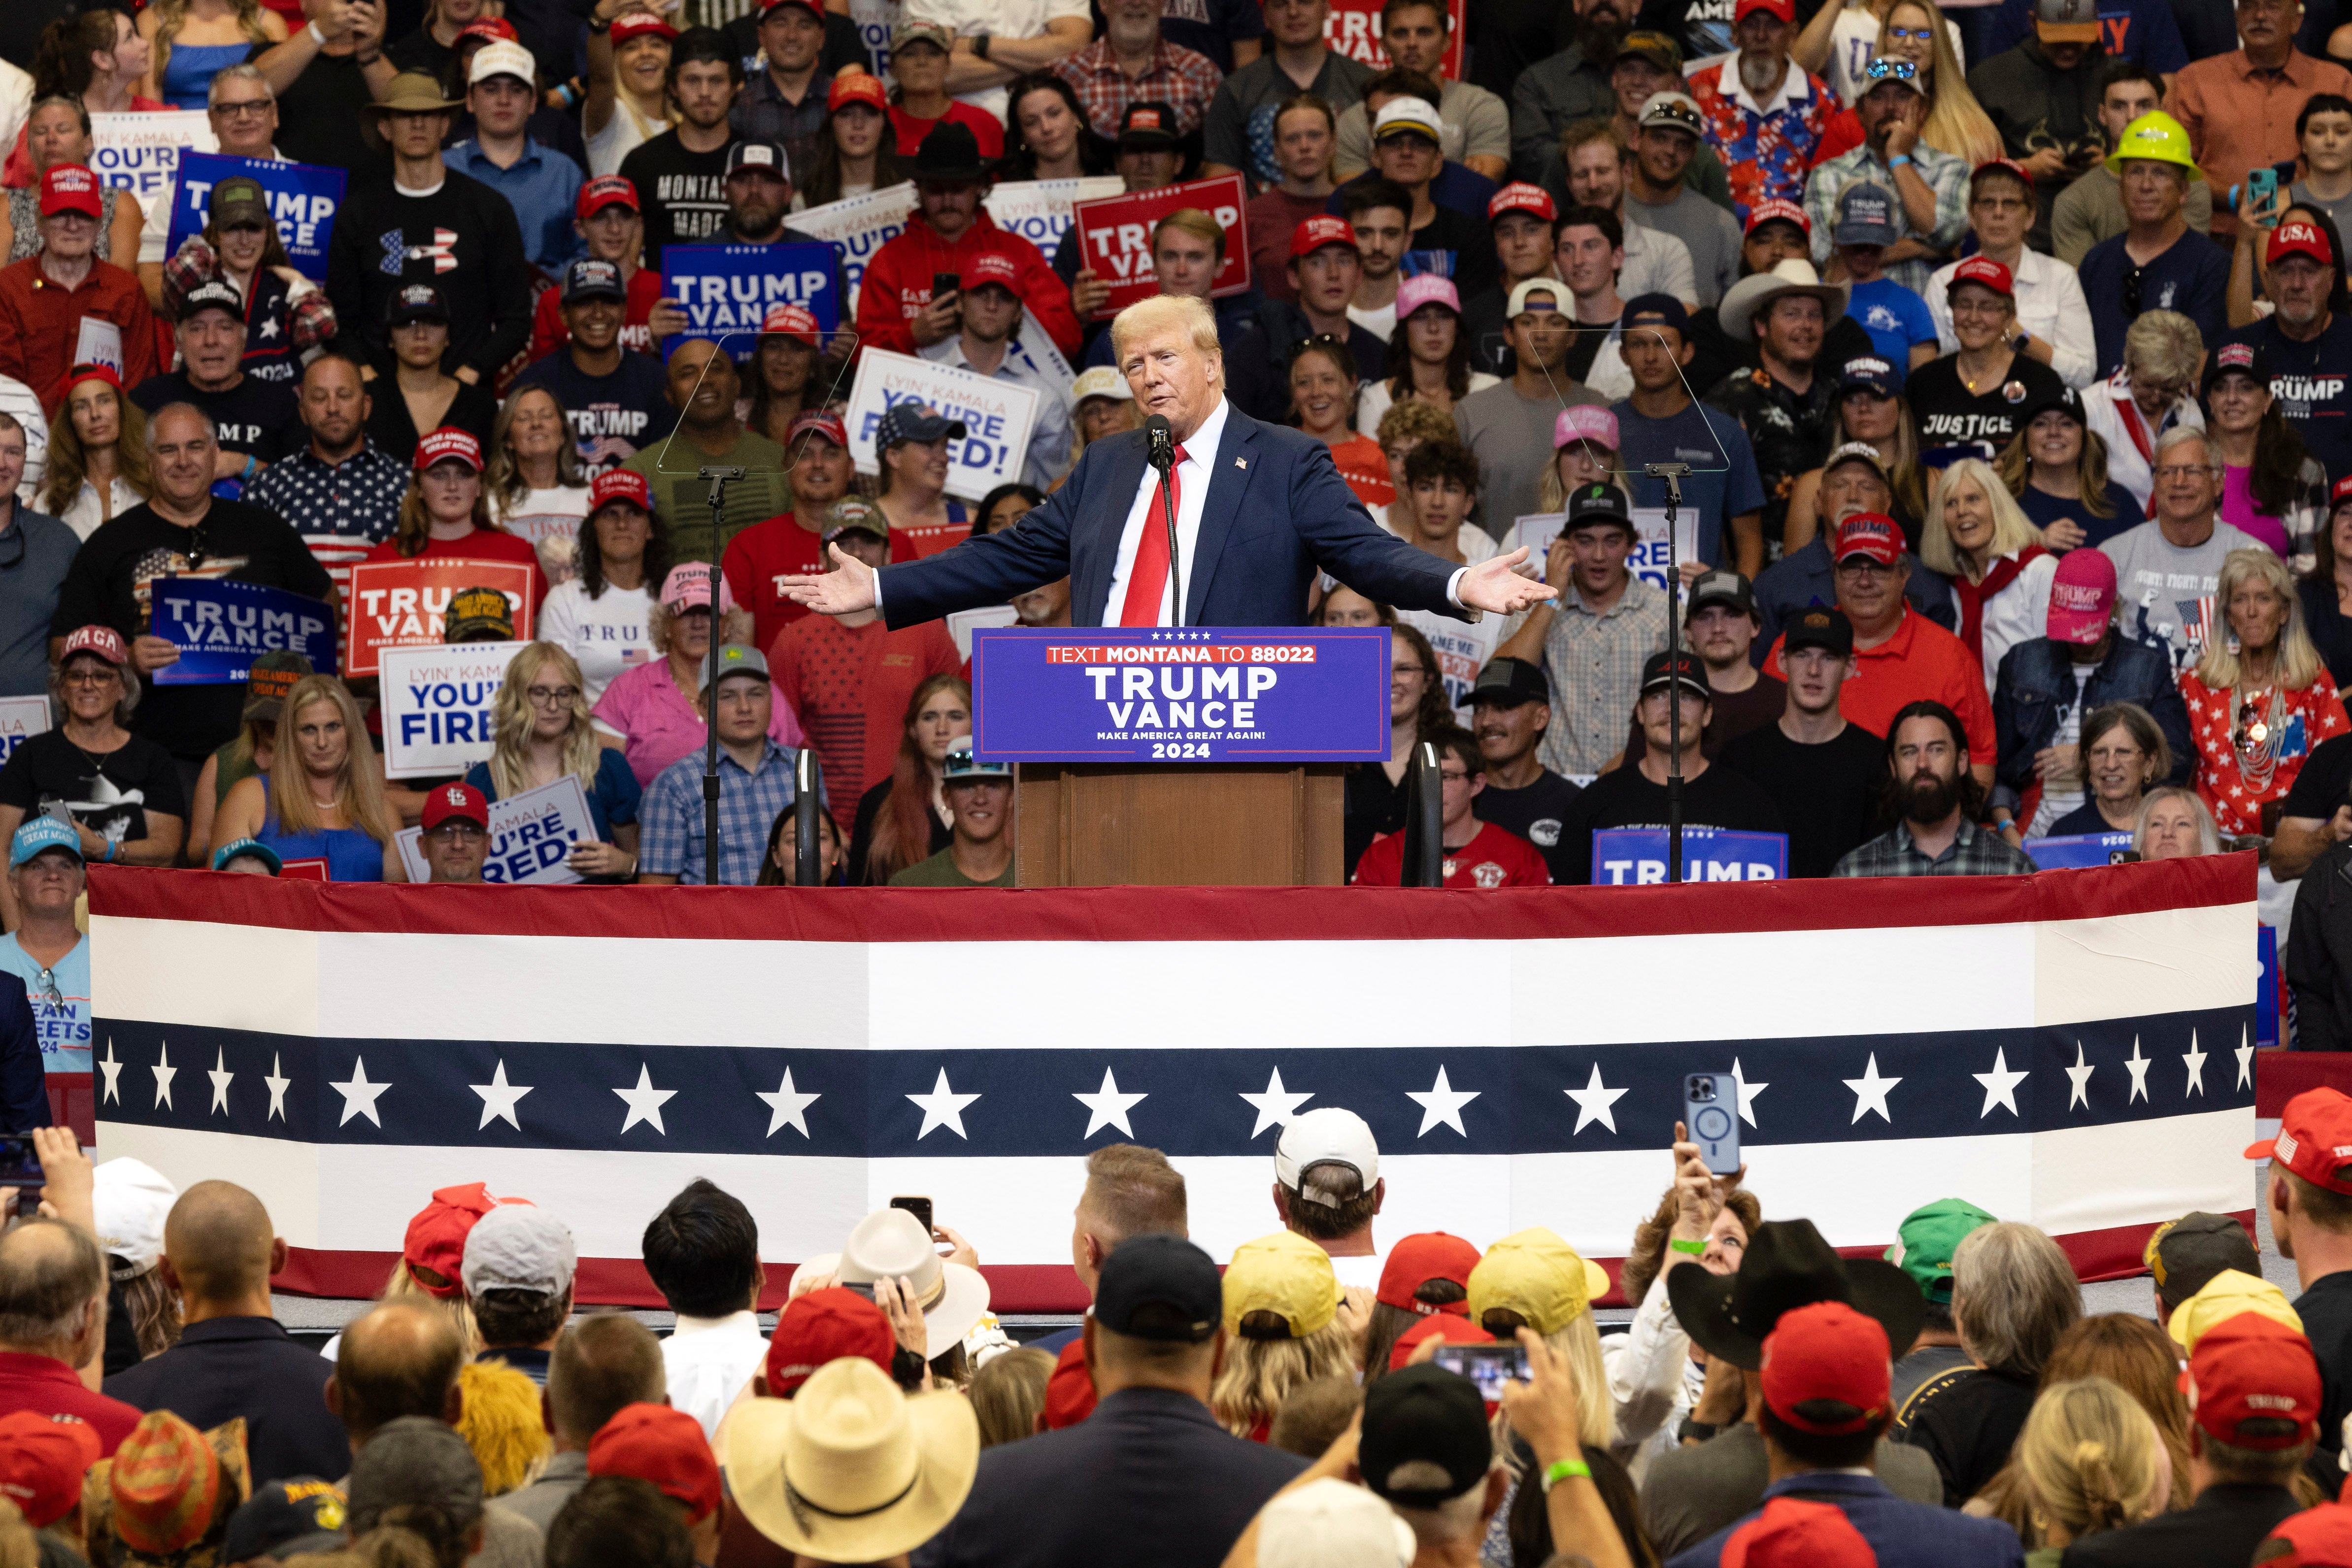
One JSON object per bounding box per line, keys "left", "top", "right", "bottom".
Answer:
{"left": 1541, "top": 1458, "right": 1591, "bottom": 1492}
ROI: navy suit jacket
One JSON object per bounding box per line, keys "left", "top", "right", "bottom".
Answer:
{"left": 877, "top": 403, "right": 1469, "bottom": 629}
{"left": 0, "top": 974, "right": 48, "bottom": 1134}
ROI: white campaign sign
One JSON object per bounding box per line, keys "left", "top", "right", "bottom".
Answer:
{"left": 92, "top": 111, "right": 217, "bottom": 265}
{"left": 982, "top": 177, "right": 1125, "bottom": 261}
{"left": 378, "top": 641, "right": 528, "bottom": 780}
{"left": 945, "top": 603, "right": 1019, "bottom": 659}
{"left": 844, "top": 349, "right": 1042, "bottom": 501}
{"left": 0, "top": 695, "right": 50, "bottom": 768}
{"left": 395, "top": 773, "right": 598, "bottom": 886}
{"left": 791, "top": 183, "right": 916, "bottom": 315}
{"left": 1513, "top": 507, "right": 1697, "bottom": 590}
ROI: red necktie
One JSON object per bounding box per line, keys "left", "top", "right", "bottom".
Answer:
{"left": 1117, "top": 443, "right": 1187, "bottom": 627}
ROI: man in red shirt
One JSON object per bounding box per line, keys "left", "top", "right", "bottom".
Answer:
{"left": 0, "top": 1138, "right": 142, "bottom": 1455}
{"left": 852, "top": 122, "right": 1081, "bottom": 360}
{"left": 723, "top": 410, "right": 859, "bottom": 651}
{"left": 527, "top": 177, "right": 671, "bottom": 361}
{"left": 1351, "top": 727, "right": 1553, "bottom": 887}
{"left": 1762, "top": 512, "right": 1996, "bottom": 788}
{"left": 769, "top": 498, "right": 963, "bottom": 827}
{"left": 0, "top": 166, "right": 158, "bottom": 400}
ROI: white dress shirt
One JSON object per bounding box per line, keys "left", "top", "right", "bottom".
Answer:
{"left": 1926, "top": 248, "right": 2097, "bottom": 389}
{"left": 660, "top": 1310, "right": 769, "bottom": 1441}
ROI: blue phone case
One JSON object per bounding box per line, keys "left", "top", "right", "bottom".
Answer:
{"left": 1683, "top": 1073, "right": 1740, "bottom": 1175}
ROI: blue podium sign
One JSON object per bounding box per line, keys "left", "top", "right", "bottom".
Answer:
{"left": 970, "top": 627, "right": 1390, "bottom": 763}
{"left": 1590, "top": 827, "right": 1787, "bottom": 885}
{"left": 2021, "top": 831, "right": 2135, "bottom": 869}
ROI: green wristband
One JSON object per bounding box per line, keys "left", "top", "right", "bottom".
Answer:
{"left": 1668, "top": 1237, "right": 1706, "bottom": 1255}
{"left": 1541, "top": 1457, "right": 1591, "bottom": 1492}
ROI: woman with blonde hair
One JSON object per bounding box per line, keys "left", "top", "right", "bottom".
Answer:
{"left": 2134, "top": 784, "right": 2225, "bottom": 858}
{"left": 969, "top": 1345, "right": 1054, "bottom": 1447}
{"left": 1969, "top": 1314, "right": 2192, "bottom": 1537}
{"left": 42, "top": 364, "right": 147, "bottom": 540}
{"left": 2007, "top": 1378, "right": 2162, "bottom": 1561}
{"left": 463, "top": 643, "right": 642, "bottom": 882}
{"left": 2181, "top": 547, "right": 2350, "bottom": 837}
{"left": 1469, "top": 1228, "right": 1618, "bottom": 1460}
{"left": 135, "top": 0, "right": 284, "bottom": 110}
{"left": 1920, "top": 457, "right": 2053, "bottom": 695}
{"left": 1872, "top": 0, "right": 2001, "bottom": 167}
{"left": 484, "top": 386, "right": 590, "bottom": 587}
{"left": 2084, "top": 311, "right": 2206, "bottom": 513}
{"left": 211, "top": 675, "right": 402, "bottom": 882}
{"left": 1212, "top": 1232, "right": 1359, "bottom": 1441}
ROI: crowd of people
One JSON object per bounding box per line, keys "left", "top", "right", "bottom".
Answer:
{"left": 0, "top": 1088, "right": 2349, "bottom": 1568}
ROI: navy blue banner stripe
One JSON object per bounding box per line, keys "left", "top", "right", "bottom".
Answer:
{"left": 90, "top": 1008, "right": 2255, "bottom": 1159}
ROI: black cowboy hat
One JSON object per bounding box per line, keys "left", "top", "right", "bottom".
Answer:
{"left": 1667, "top": 1218, "right": 1926, "bottom": 1371}
{"left": 912, "top": 121, "right": 995, "bottom": 184}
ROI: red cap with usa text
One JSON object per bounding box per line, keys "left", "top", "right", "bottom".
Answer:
{"left": 2270, "top": 220, "right": 2335, "bottom": 269}
{"left": 2248, "top": 1087, "right": 2352, "bottom": 1195}
{"left": 1292, "top": 215, "right": 1358, "bottom": 259}
{"left": 1834, "top": 512, "right": 1903, "bottom": 567}
{"left": 587, "top": 1403, "right": 723, "bottom": 1524}
{"left": 1760, "top": 1300, "right": 1891, "bottom": 1435}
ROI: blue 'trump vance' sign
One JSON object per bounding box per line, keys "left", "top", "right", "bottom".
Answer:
{"left": 149, "top": 577, "right": 336, "bottom": 684}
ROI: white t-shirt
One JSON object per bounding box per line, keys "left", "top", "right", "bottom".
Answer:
{"left": 1348, "top": 300, "right": 1397, "bottom": 344}
{"left": 497, "top": 486, "right": 592, "bottom": 588}
{"left": 903, "top": 0, "right": 1091, "bottom": 123}
{"left": 588, "top": 96, "right": 666, "bottom": 179}
{"left": 1356, "top": 373, "right": 1501, "bottom": 435}
{"left": 2027, "top": 658, "right": 2100, "bottom": 835}
{"left": 538, "top": 579, "right": 653, "bottom": 704}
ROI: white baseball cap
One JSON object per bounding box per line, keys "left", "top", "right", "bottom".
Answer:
{"left": 93, "top": 1157, "right": 178, "bottom": 1277}
{"left": 1371, "top": 96, "right": 1443, "bottom": 144}
{"left": 1258, "top": 1479, "right": 1414, "bottom": 1568}
{"left": 1275, "top": 1107, "right": 1380, "bottom": 1200}
{"left": 468, "top": 39, "right": 538, "bottom": 88}
{"left": 1071, "top": 365, "right": 1133, "bottom": 406}
{"left": 461, "top": 1202, "right": 578, "bottom": 1296}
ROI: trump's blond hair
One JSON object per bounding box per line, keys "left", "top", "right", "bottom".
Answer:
{"left": 1110, "top": 294, "right": 1224, "bottom": 371}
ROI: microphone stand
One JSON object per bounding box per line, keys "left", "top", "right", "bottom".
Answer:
{"left": 1149, "top": 433, "right": 1182, "bottom": 629}
{"left": 1646, "top": 463, "right": 1690, "bottom": 884}
{"left": 698, "top": 465, "right": 745, "bottom": 883}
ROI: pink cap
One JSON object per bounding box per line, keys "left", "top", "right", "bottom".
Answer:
{"left": 2045, "top": 548, "right": 2117, "bottom": 645}
{"left": 1555, "top": 405, "right": 1620, "bottom": 453}
{"left": 1395, "top": 274, "right": 1461, "bottom": 320}
{"left": 660, "top": 562, "right": 736, "bottom": 614}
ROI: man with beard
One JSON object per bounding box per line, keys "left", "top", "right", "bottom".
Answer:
{"left": 1801, "top": 58, "right": 1969, "bottom": 297}
{"left": 1764, "top": 513, "right": 1996, "bottom": 789}
{"left": 710, "top": 140, "right": 851, "bottom": 311}
{"left": 1466, "top": 656, "right": 1582, "bottom": 884}
{"left": 919, "top": 251, "right": 1075, "bottom": 492}
{"left": 2224, "top": 220, "right": 2352, "bottom": 484}
{"left": 1835, "top": 699, "right": 2036, "bottom": 875}
{"left": 1688, "top": 0, "right": 1842, "bottom": 222}
{"left": 620, "top": 340, "right": 790, "bottom": 562}
{"left": 1331, "top": 0, "right": 1510, "bottom": 182}
{"left": 1510, "top": 0, "right": 1635, "bottom": 190}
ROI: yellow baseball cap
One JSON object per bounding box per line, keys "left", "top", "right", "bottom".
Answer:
{"left": 1223, "top": 1232, "right": 1340, "bottom": 1338}
{"left": 2166, "top": 1268, "right": 2304, "bottom": 1354}
{"left": 1468, "top": 1228, "right": 1612, "bottom": 1336}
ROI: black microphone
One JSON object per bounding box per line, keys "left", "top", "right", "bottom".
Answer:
{"left": 1142, "top": 415, "right": 1182, "bottom": 627}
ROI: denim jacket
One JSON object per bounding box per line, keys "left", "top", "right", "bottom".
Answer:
{"left": 1990, "top": 634, "right": 2194, "bottom": 810}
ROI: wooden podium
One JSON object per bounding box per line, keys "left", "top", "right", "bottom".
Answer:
{"left": 1014, "top": 762, "right": 1346, "bottom": 886}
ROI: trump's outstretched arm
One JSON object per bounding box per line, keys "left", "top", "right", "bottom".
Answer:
{"left": 779, "top": 473, "right": 1081, "bottom": 627}
{"left": 1285, "top": 438, "right": 1559, "bottom": 621}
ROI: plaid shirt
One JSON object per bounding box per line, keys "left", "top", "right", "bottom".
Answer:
{"left": 1050, "top": 38, "right": 1225, "bottom": 139}
{"left": 639, "top": 737, "right": 804, "bottom": 886}
{"left": 1832, "top": 816, "right": 2038, "bottom": 877}
{"left": 731, "top": 68, "right": 835, "bottom": 193}
{"left": 1803, "top": 141, "right": 1970, "bottom": 297}
{"left": 1534, "top": 575, "right": 1670, "bottom": 778}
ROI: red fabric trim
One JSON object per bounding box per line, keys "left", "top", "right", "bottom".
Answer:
{"left": 2256, "top": 1049, "right": 2352, "bottom": 1117}
{"left": 86, "top": 852, "right": 2256, "bottom": 943}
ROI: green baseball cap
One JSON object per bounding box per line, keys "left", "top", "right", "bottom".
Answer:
{"left": 1884, "top": 1198, "right": 1996, "bottom": 1305}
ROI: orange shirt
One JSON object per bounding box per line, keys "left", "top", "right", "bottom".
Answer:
{"left": 0, "top": 254, "right": 158, "bottom": 403}
{"left": 1763, "top": 609, "right": 1996, "bottom": 762}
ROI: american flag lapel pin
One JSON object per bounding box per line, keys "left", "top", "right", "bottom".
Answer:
{"left": 1236, "top": 457, "right": 1247, "bottom": 469}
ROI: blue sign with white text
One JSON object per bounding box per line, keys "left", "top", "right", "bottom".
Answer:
{"left": 971, "top": 627, "right": 1389, "bottom": 763}
{"left": 2022, "top": 832, "right": 2136, "bottom": 869}
{"left": 150, "top": 577, "right": 336, "bottom": 685}
{"left": 166, "top": 152, "right": 345, "bottom": 281}
{"left": 662, "top": 242, "right": 840, "bottom": 343}
{"left": 1591, "top": 827, "right": 1788, "bottom": 885}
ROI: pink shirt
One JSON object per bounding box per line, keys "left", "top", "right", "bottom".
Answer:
{"left": 2222, "top": 465, "right": 2293, "bottom": 559}
{"left": 591, "top": 658, "right": 807, "bottom": 787}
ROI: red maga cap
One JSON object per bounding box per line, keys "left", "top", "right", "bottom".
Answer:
{"left": 1971, "top": 157, "right": 2034, "bottom": 189}
{"left": 1949, "top": 255, "right": 2015, "bottom": 299}
{"left": 761, "top": 301, "right": 821, "bottom": 342}
{"left": 1377, "top": 1233, "right": 1481, "bottom": 1315}
{"left": 610, "top": 12, "right": 676, "bottom": 42}
{"left": 1723, "top": 1498, "right": 1878, "bottom": 1568}
{"left": 456, "top": 18, "right": 519, "bottom": 43}
{"left": 421, "top": 782, "right": 488, "bottom": 833}
{"left": 2271, "top": 220, "right": 2335, "bottom": 269}
{"left": 789, "top": 409, "right": 850, "bottom": 449}
{"left": 1291, "top": 215, "right": 1358, "bottom": 259}
{"left": 828, "top": 71, "right": 888, "bottom": 112}
{"left": 589, "top": 467, "right": 651, "bottom": 514}
{"left": 2265, "top": 1501, "right": 2352, "bottom": 1568}
{"left": 40, "top": 164, "right": 101, "bottom": 220}
{"left": 2186, "top": 1312, "right": 2322, "bottom": 1450}
{"left": 60, "top": 625, "right": 127, "bottom": 667}
{"left": 1745, "top": 199, "right": 1809, "bottom": 236}
{"left": 414, "top": 427, "right": 484, "bottom": 473}
{"left": 966, "top": 251, "right": 1021, "bottom": 292}
{"left": 589, "top": 1403, "right": 722, "bottom": 1523}
{"left": 577, "top": 174, "right": 639, "bottom": 218}
{"left": 1488, "top": 182, "right": 1557, "bottom": 224}
{"left": 1760, "top": 1301, "right": 1891, "bottom": 1435}
{"left": 764, "top": 1287, "right": 894, "bottom": 1396}
{"left": 1735, "top": 0, "right": 1797, "bottom": 20}
{"left": 2333, "top": 472, "right": 2352, "bottom": 512}
{"left": 2248, "top": 1087, "right": 2352, "bottom": 1196}
{"left": 1834, "top": 512, "right": 1903, "bottom": 567}
{"left": 0, "top": 1411, "right": 102, "bottom": 1528}
{"left": 403, "top": 1183, "right": 520, "bottom": 1296}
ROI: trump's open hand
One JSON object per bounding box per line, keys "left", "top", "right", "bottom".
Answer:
{"left": 1460, "top": 548, "right": 1559, "bottom": 617}
{"left": 778, "top": 543, "right": 879, "bottom": 616}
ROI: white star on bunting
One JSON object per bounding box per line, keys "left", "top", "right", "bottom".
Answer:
{"left": 1074, "top": 1068, "right": 1148, "bottom": 1138}
{"left": 1972, "top": 1048, "right": 2028, "bottom": 1118}
{"left": 207, "top": 1048, "right": 234, "bottom": 1115}
{"left": 909, "top": 1068, "right": 980, "bottom": 1140}
{"left": 2236, "top": 1025, "right": 2255, "bottom": 1092}
{"left": 613, "top": 1065, "right": 677, "bottom": 1134}
{"left": 758, "top": 1067, "right": 821, "bottom": 1138}
{"left": 1240, "top": 1067, "right": 1313, "bottom": 1137}
{"left": 151, "top": 1041, "right": 177, "bottom": 1110}
{"left": 2124, "top": 1037, "right": 2151, "bottom": 1103}
{"left": 2065, "top": 1042, "right": 2094, "bottom": 1111}
{"left": 1731, "top": 1057, "right": 1768, "bottom": 1127}
{"left": 99, "top": 1038, "right": 122, "bottom": 1104}
{"left": 1843, "top": 1053, "right": 1901, "bottom": 1125}
{"left": 265, "top": 1052, "right": 290, "bottom": 1122}
{"left": 330, "top": 1056, "right": 390, "bottom": 1127}
{"left": 470, "top": 1060, "right": 533, "bottom": 1131}
{"left": 2182, "top": 1030, "right": 2207, "bottom": 1098}
{"left": 1565, "top": 1063, "right": 1629, "bottom": 1135}
{"left": 1407, "top": 1066, "right": 1480, "bottom": 1137}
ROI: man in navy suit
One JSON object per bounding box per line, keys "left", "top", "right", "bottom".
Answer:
{"left": 784, "top": 294, "right": 1561, "bottom": 628}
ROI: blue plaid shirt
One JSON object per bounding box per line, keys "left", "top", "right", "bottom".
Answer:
{"left": 639, "top": 738, "right": 802, "bottom": 886}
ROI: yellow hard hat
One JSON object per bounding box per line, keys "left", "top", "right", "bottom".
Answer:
{"left": 2105, "top": 110, "right": 2198, "bottom": 173}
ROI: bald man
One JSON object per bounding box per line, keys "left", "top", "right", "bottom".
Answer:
{"left": 0, "top": 1218, "right": 140, "bottom": 1452}
{"left": 103, "top": 1180, "right": 348, "bottom": 1483}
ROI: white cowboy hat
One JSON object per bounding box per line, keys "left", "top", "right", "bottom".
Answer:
{"left": 726, "top": 1358, "right": 978, "bottom": 1561}
{"left": 789, "top": 1208, "right": 991, "bottom": 1358}
{"left": 1719, "top": 257, "right": 1848, "bottom": 342}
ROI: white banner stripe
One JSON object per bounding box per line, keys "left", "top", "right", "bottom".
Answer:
{"left": 2035, "top": 905, "right": 2264, "bottom": 1027}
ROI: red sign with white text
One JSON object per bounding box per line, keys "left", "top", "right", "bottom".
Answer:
{"left": 1321, "top": 0, "right": 1467, "bottom": 81}
{"left": 344, "top": 560, "right": 538, "bottom": 676}
{"left": 1069, "top": 174, "right": 1251, "bottom": 321}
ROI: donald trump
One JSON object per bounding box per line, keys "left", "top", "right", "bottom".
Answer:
{"left": 783, "top": 296, "right": 1559, "bottom": 627}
